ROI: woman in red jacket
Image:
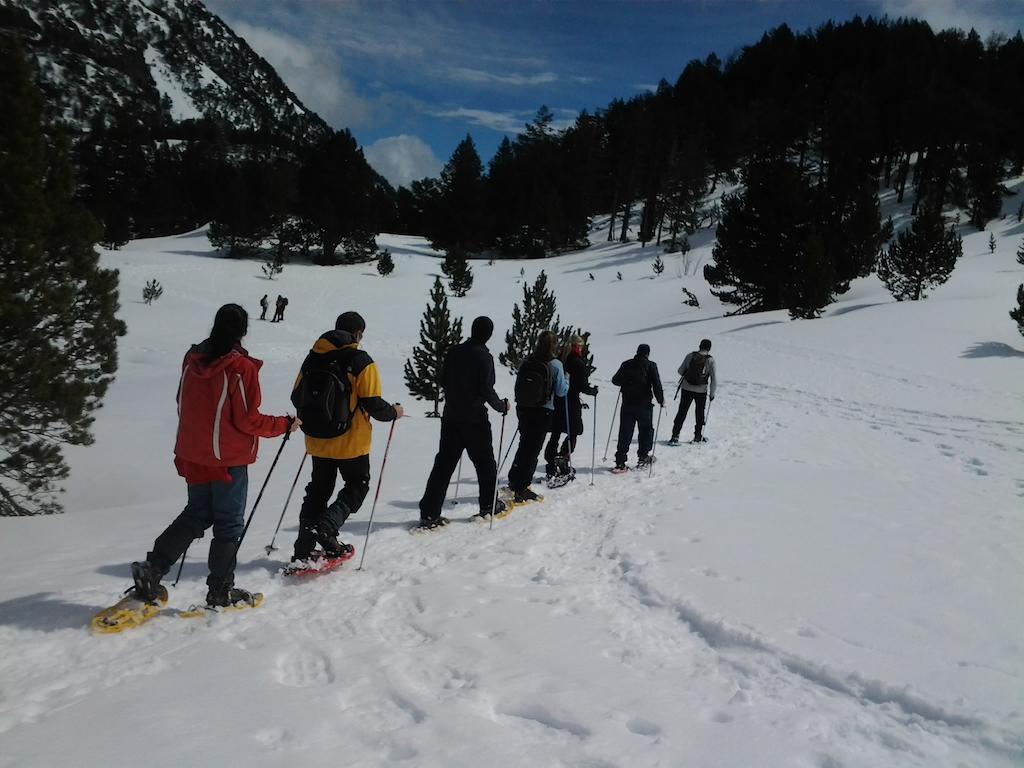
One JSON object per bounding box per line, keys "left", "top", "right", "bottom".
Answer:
{"left": 130, "top": 304, "right": 298, "bottom": 608}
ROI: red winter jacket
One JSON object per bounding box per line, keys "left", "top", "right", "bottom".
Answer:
{"left": 173, "top": 342, "right": 290, "bottom": 478}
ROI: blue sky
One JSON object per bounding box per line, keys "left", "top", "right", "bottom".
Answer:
{"left": 205, "top": 0, "right": 1024, "bottom": 188}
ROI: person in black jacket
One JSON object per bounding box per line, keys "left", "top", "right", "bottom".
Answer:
{"left": 544, "top": 334, "right": 598, "bottom": 478}
{"left": 417, "top": 316, "right": 509, "bottom": 529}
{"left": 611, "top": 344, "right": 664, "bottom": 471}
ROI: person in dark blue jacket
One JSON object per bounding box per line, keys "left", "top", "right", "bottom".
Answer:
{"left": 611, "top": 344, "right": 664, "bottom": 471}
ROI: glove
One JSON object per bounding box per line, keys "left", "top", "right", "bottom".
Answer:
{"left": 592, "top": 386, "right": 599, "bottom": 395}
{"left": 503, "top": 398, "right": 511, "bottom": 414}
{"left": 710, "top": 395, "right": 715, "bottom": 402}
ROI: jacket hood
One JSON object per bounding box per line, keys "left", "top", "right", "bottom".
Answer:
{"left": 311, "top": 329, "right": 357, "bottom": 354}
{"left": 184, "top": 342, "right": 259, "bottom": 379}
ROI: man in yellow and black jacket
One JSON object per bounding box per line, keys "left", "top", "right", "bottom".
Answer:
{"left": 291, "top": 311, "right": 403, "bottom": 560}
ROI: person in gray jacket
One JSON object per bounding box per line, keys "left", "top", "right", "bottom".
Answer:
{"left": 669, "top": 339, "right": 717, "bottom": 444}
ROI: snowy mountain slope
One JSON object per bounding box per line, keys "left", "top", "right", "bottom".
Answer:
{"left": 1, "top": 193, "right": 1023, "bottom": 766}
{"left": 2, "top": 0, "right": 328, "bottom": 142}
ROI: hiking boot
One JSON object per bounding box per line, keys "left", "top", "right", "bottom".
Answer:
{"left": 416, "top": 516, "right": 450, "bottom": 531}
{"left": 314, "top": 520, "right": 354, "bottom": 558}
{"left": 667, "top": 436, "right": 680, "bottom": 446}
{"left": 293, "top": 525, "right": 317, "bottom": 561}
{"left": 611, "top": 464, "right": 629, "bottom": 474}
{"left": 513, "top": 487, "right": 540, "bottom": 504}
{"left": 206, "top": 585, "right": 259, "bottom": 608}
{"left": 130, "top": 560, "right": 163, "bottom": 603}
{"left": 474, "top": 500, "right": 507, "bottom": 520}
{"left": 692, "top": 436, "right": 708, "bottom": 444}
{"left": 637, "top": 455, "right": 656, "bottom": 468}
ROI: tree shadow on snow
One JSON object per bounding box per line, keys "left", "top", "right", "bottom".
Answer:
{"left": 961, "top": 342, "right": 1024, "bottom": 359}
{"left": 828, "top": 302, "right": 889, "bottom": 317}
{"left": 618, "top": 315, "right": 725, "bottom": 336}
{"left": 0, "top": 592, "right": 98, "bottom": 632}
{"left": 723, "top": 320, "right": 785, "bottom": 334}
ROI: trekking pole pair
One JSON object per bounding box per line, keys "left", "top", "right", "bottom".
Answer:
{"left": 358, "top": 407, "right": 400, "bottom": 571}
{"left": 264, "top": 451, "right": 309, "bottom": 555}
{"left": 488, "top": 411, "right": 509, "bottom": 531}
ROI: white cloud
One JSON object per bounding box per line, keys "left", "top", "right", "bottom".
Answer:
{"left": 364, "top": 134, "right": 442, "bottom": 188}
{"left": 430, "top": 107, "right": 577, "bottom": 135}
{"left": 230, "top": 21, "right": 372, "bottom": 128}
{"left": 875, "top": 0, "right": 1023, "bottom": 37}
{"left": 447, "top": 67, "right": 559, "bottom": 86}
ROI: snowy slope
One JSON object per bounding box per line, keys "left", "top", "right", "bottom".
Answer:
{"left": 1, "top": 191, "right": 1023, "bottom": 767}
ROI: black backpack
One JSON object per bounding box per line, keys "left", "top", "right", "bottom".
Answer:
{"left": 617, "top": 360, "right": 649, "bottom": 394}
{"left": 515, "top": 357, "right": 553, "bottom": 408}
{"left": 295, "top": 351, "right": 355, "bottom": 438}
{"left": 684, "top": 353, "right": 711, "bottom": 386}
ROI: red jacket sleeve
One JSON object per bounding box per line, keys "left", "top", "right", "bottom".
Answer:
{"left": 229, "top": 360, "right": 290, "bottom": 438}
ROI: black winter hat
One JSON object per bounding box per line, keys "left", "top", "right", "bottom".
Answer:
{"left": 471, "top": 316, "right": 494, "bottom": 343}
{"left": 636, "top": 343, "right": 650, "bottom": 358}
{"left": 335, "top": 311, "right": 366, "bottom": 334}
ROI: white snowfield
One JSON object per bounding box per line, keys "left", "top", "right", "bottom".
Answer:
{"left": 1, "top": 189, "right": 1023, "bottom": 768}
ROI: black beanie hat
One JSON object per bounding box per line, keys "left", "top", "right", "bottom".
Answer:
{"left": 471, "top": 316, "right": 494, "bottom": 343}
{"left": 335, "top": 311, "right": 366, "bottom": 334}
{"left": 637, "top": 343, "right": 650, "bottom": 357}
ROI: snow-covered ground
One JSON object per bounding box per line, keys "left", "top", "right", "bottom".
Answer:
{"left": 1, "top": 190, "right": 1023, "bottom": 767}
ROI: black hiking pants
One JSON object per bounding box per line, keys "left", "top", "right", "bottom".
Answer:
{"left": 672, "top": 390, "right": 707, "bottom": 440}
{"left": 615, "top": 404, "right": 654, "bottom": 466}
{"left": 298, "top": 455, "right": 371, "bottom": 535}
{"left": 508, "top": 407, "right": 552, "bottom": 492}
{"left": 419, "top": 419, "right": 497, "bottom": 521}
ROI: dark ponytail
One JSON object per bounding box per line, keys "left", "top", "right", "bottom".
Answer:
{"left": 205, "top": 303, "right": 248, "bottom": 359}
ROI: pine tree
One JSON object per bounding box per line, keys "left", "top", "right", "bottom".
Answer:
{"left": 262, "top": 251, "right": 284, "bottom": 280}
{"left": 1011, "top": 284, "right": 1024, "bottom": 338}
{"left": 783, "top": 229, "right": 834, "bottom": 319}
{"left": 681, "top": 287, "right": 700, "bottom": 307}
{"left": 617, "top": 272, "right": 623, "bottom": 281}
{"left": 0, "top": 42, "right": 127, "bottom": 515}
{"left": 989, "top": 233, "right": 997, "bottom": 254}
{"left": 1017, "top": 239, "right": 1024, "bottom": 267}
{"left": 143, "top": 279, "right": 163, "bottom": 305}
{"left": 652, "top": 253, "right": 665, "bottom": 275}
{"left": 377, "top": 249, "right": 394, "bottom": 276}
{"left": 443, "top": 252, "right": 474, "bottom": 296}
{"left": 403, "top": 277, "right": 463, "bottom": 416}
{"left": 499, "top": 270, "right": 562, "bottom": 373}
{"left": 877, "top": 209, "right": 962, "bottom": 301}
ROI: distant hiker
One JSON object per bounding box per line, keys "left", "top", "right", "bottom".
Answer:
{"left": 611, "top": 344, "right": 664, "bottom": 471}
{"left": 259, "top": 294, "right": 268, "bottom": 321}
{"left": 279, "top": 296, "right": 289, "bottom": 321}
{"left": 670, "top": 338, "right": 717, "bottom": 445}
{"left": 507, "top": 331, "right": 569, "bottom": 504}
{"left": 544, "top": 334, "right": 598, "bottom": 480}
{"left": 417, "top": 316, "right": 510, "bottom": 529}
{"left": 271, "top": 295, "right": 283, "bottom": 322}
{"left": 129, "top": 304, "right": 299, "bottom": 608}
{"left": 291, "top": 311, "right": 403, "bottom": 560}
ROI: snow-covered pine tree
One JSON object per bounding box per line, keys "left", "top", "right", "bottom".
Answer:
{"left": 442, "top": 251, "right": 473, "bottom": 296}
{"left": 989, "top": 233, "right": 997, "bottom": 254}
{"left": 499, "top": 270, "right": 562, "bottom": 374}
{"left": 877, "top": 208, "right": 962, "bottom": 301}
{"left": 377, "top": 249, "right": 394, "bottom": 276}
{"left": 142, "top": 279, "right": 163, "bottom": 305}
{"left": 262, "top": 251, "right": 283, "bottom": 279}
{"left": 1011, "top": 284, "right": 1024, "bottom": 337}
{"left": 0, "top": 42, "right": 126, "bottom": 515}
{"left": 403, "top": 277, "right": 463, "bottom": 417}
{"left": 652, "top": 254, "right": 665, "bottom": 275}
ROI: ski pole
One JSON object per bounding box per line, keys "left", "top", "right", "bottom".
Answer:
{"left": 498, "top": 426, "right": 519, "bottom": 473}
{"left": 172, "top": 545, "right": 189, "bottom": 587}
{"left": 265, "top": 451, "right": 308, "bottom": 555}
{"left": 563, "top": 396, "right": 574, "bottom": 474}
{"left": 673, "top": 380, "right": 683, "bottom": 401}
{"left": 226, "top": 428, "right": 292, "bottom": 580}
{"left": 450, "top": 457, "right": 463, "bottom": 506}
{"left": 489, "top": 411, "right": 507, "bottom": 531}
{"left": 704, "top": 395, "right": 713, "bottom": 437}
{"left": 602, "top": 390, "right": 621, "bottom": 461}
{"left": 590, "top": 393, "right": 597, "bottom": 486}
{"left": 649, "top": 406, "right": 663, "bottom": 478}
{"left": 357, "top": 412, "right": 398, "bottom": 571}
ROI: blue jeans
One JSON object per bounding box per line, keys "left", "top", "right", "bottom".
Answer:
{"left": 149, "top": 466, "right": 249, "bottom": 589}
